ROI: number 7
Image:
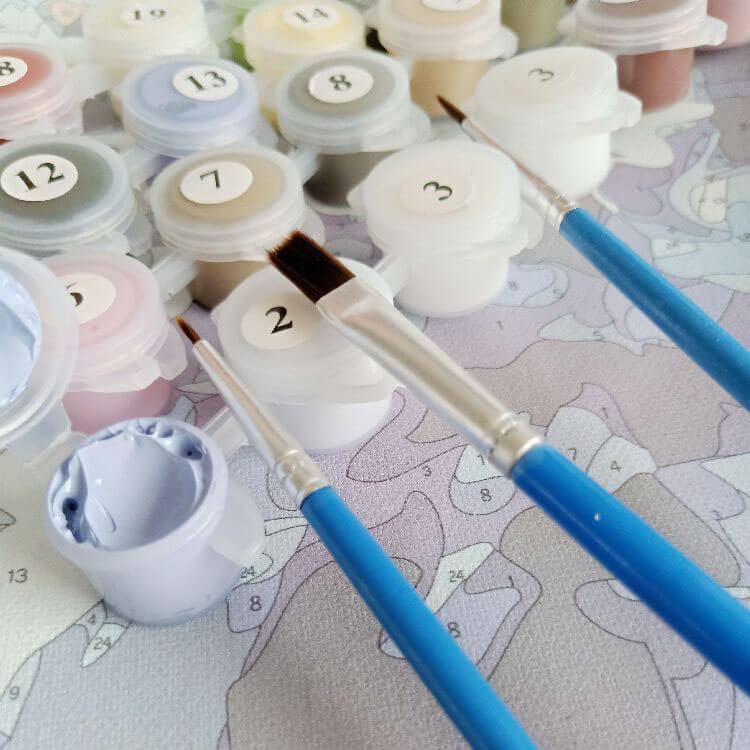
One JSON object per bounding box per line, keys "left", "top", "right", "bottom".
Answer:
{"left": 200, "top": 169, "right": 220, "bottom": 189}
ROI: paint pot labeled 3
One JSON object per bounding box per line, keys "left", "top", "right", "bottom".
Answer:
{"left": 44, "top": 417, "right": 265, "bottom": 625}
{"left": 213, "top": 259, "right": 398, "bottom": 453}
{"left": 149, "top": 144, "right": 325, "bottom": 308}
{"left": 277, "top": 50, "right": 430, "bottom": 207}
{"left": 0, "top": 136, "right": 152, "bottom": 257}
{"left": 350, "top": 140, "right": 529, "bottom": 317}
{"left": 45, "top": 253, "right": 187, "bottom": 435}
{"left": 0, "top": 247, "right": 78, "bottom": 464}
{"left": 471, "top": 46, "right": 642, "bottom": 198}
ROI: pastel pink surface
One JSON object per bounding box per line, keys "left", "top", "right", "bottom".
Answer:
{"left": 0, "top": 46, "right": 53, "bottom": 95}
{"left": 708, "top": 0, "right": 750, "bottom": 47}
{"left": 617, "top": 48, "right": 695, "bottom": 111}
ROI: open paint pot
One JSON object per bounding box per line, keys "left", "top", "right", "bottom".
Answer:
{"left": 0, "top": 136, "right": 152, "bottom": 258}
{"left": 276, "top": 50, "right": 430, "bottom": 207}
{"left": 570, "top": 0, "right": 727, "bottom": 111}
{"left": 44, "top": 417, "right": 265, "bottom": 625}
{"left": 149, "top": 144, "right": 325, "bottom": 309}
{"left": 502, "top": 0, "right": 567, "bottom": 50}
{"left": 213, "top": 259, "right": 397, "bottom": 453}
{"left": 44, "top": 253, "right": 187, "bottom": 435}
{"left": 708, "top": 0, "right": 750, "bottom": 47}
{"left": 0, "top": 44, "right": 113, "bottom": 141}
{"left": 472, "top": 46, "right": 642, "bottom": 198}
{"left": 82, "top": 0, "right": 219, "bottom": 113}
{"left": 240, "top": 0, "right": 366, "bottom": 119}
{"left": 368, "top": 0, "right": 517, "bottom": 117}
{"left": 0, "top": 246, "right": 78, "bottom": 464}
{"left": 119, "top": 55, "right": 277, "bottom": 184}
{"left": 349, "top": 140, "right": 528, "bottom": 318}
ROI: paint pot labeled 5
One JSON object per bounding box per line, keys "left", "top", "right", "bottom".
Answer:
{"left": 45, "top": 253, "right": 187, "bottom": 435}
{"left": 213, "top": 259, "right": 398, "bottom": 453}
{"left": 44, "top": 417, "right": 265, "bottom": 625}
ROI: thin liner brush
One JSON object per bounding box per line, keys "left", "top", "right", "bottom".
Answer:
{"left": 436, "top": 95, "right": 750, "bottom": 412}
{"left": 268, "top": 232, "right": 750, "bottom": 696}
{"left": 174, "top": 317, "right": 537, "bottom": 750}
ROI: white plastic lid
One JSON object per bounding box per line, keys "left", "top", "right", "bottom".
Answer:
{"left": 358, "top": 140, "right": 524, "bottom": 254}
{"left": 0, "top": 136, "right": 138, "bottom": 256}
{"left": 276, "top": 50, "right": 430, "bottom": 154}
{"left": 370, "top": 0, "right": 517, "bottom": 60}
{"left": 571, "top": 0, "right": 727, "bottom": 54}
{"left": 213, "top": 259, "right": 397, "bottom": 404}
{"left": 45, "top": 253, "right": 186, "bottom": 392}
{"left": 473, "top": 46, "right": 642, "bottom": 138}
{"left": 0, "top": 246, "right": 78, "bottom": 451}
{"left": 149, "top": 145, "right": 317, "bottom": 262}
{"left": 83, "top": 0, "right": 218, "bottom": 70}
{"left": 242, "top": 0, "right": 366, "bottom": 78}
{"left": 121, "top": 55, "right": 263, "bottom": 157}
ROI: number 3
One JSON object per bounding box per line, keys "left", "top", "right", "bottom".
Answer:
{"left": 423, "top": 181, "right": 453, "bottom": 201}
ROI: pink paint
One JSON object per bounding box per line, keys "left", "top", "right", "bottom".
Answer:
{"left": 617, "top": 47, "right": 695, "bottom": 112}
{"left": 44, "top": 253, "right": 187, "bottom": 435}
{"left": 708, "top": 0, "right": 750, "bottom": 47}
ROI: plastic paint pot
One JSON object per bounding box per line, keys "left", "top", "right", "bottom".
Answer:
{"left": 368, "top": 0, "right": 517, "bottom": 117}
{"left": 276, "top": 50, "right": 430, "bottom": 207}
{"left": 0, "top": 136, "right": 152, "bottom": 258}
{"left": 0, "top": 44, "right": 113, "bottom": 141}
{"left": 44, "top": 253, "right": 187, "bottom": 435}
{"left": 44, "top": 417, "right": 265, "bottom": 625}
{"left": 472, "top": 46, "right": 642, "bottom": 198}
{"left": 82, "top": 0, "right": 220, "bottom": 112}
{"left": 707, "top": 0, "right": 750, "bottom": 47}
{"left": 502, "top": 0, "right": 567, "bottom": 50}
{"left": 213, "top": 259, "right": 398, "bottom": 453}
{"left": 149, "top": 144, "right": 325, "bottom": 309}
{"left": 0, "top": 247, "right": 78, "bottom": 464}
{"left": 240, "top": 0, "right": 366, "bottom": 118}
{"left": 349, "top": 140, "right": 529, "bottom": 318}
{"left": 119, "top": 55, "right": 277, "bottom": 184}
{"left": 569, "top": 0, "right": 727, "bottom": 111}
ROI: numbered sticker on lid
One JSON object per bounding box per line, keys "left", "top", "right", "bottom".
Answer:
{"left": 282, "top": 3, "right": 340, "bottom": 29}
{"left": 61, "top": 273, "right": 117, "bottom": 325}
{"left": 399, "top": 168, "right": 473, "bottom": 216}
{"left": 0, "top": 57, "right": 28, "bottom": 87}
{"left": 241, "top": 293, "right": 320, "bottom": 350}
{"left": 180, "top": 160, "right": 253, "bottom": 205}
{"left": 308, "top": 65, "right": 373, "bottom": 104}
{"left": 172, "top": 65, "right": 239, "bottom": 102}
{"left": 518, "top": 59, "right": 575, "bottom": 95}
{"left": 1, "top": 154, "right": 78, "bottom": 202}
{"left": 120, "top": 2, "right": 168, "bottom": 25}
{"left": 421, "top": 0, "right": 481, "bottom": 12}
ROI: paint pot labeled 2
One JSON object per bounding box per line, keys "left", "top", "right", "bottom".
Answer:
{"left": 368, "top": 0, "right": 517, "bottom": 117}
{"left": 149, "top": 144, "right": 325, "bottom": 308}
{"left": 44, "top": 417, "right": 265, "bottom": 625}
{"left": 45, "top": 253, "right": 187, "bottom": 435}
{"left": 213, "top": 259, "right": 397, "bottom": 453}
{"left": 277, "top": 50, "right": 430, "bottom": 207}
{"left": 350, "top": 140, "right": 529, "bottom": 317}
{"left": 119, "top": 55, "right": 277, "bottom": 183}
{"left": 0, "top": 44, "right": 114, "bottom": 141}
{"left": 569, "top": 0, "right": 727, "bottom": 111}
{"left": 0, "top": 136, "right": 152, "bottom": 257}
{"left": 0, "top": 247, "right": 78, "bottom": 464}
{"left": 471, "top": 46, "right": 642, "bottom": 198}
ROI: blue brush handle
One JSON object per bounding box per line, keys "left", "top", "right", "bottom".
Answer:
{"left": 560, "top": 207, "right": 750, "bottom": 410}
{"left": 301, "top": 486, "right": 536, "bottom": 750}
{"left": 512, "top": 444, "right": 750, "bottom": 693}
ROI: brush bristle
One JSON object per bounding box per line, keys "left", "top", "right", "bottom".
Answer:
{"left": 176, "top": 316, "right": 201, "bottom": 345}
{"left": 436, "top": 95, "right": 466, "bottom": 125}
{"left": 269, "top": 232, "right": 354, "bottom": 303}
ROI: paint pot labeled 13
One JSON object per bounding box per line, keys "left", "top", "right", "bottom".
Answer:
{"left": 44, "top": 417, "right": 265, "bottom": 625}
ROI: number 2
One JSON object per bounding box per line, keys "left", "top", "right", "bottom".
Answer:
{"left": 265, "top": 306, "right": 294, "bottom": 334}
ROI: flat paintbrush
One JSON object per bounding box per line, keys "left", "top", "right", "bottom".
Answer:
{"left": 268, "top": 232, "right": 750, "bottom": 696}
{"left": 436, "top": 95, "right": 750, "bottom": 412}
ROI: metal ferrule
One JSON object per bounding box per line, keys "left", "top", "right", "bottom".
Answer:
{"left": 195, "top": 340, "right": 328, "bottom": 508}
{"left": 462, "top": 119, "right": 577, "bottom": 231}
{"left": 318, "top": 280, "right": 543, "bottom": 473}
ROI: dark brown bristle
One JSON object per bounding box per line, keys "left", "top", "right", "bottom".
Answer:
{"left": 176, "top": 316, "right": 201, "bottom": 345}
{"left": 268, "top": 231, "right": 354, "bottom": 303}
{"left": 436, "top": 95, "right": 466, "bottom": 125}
